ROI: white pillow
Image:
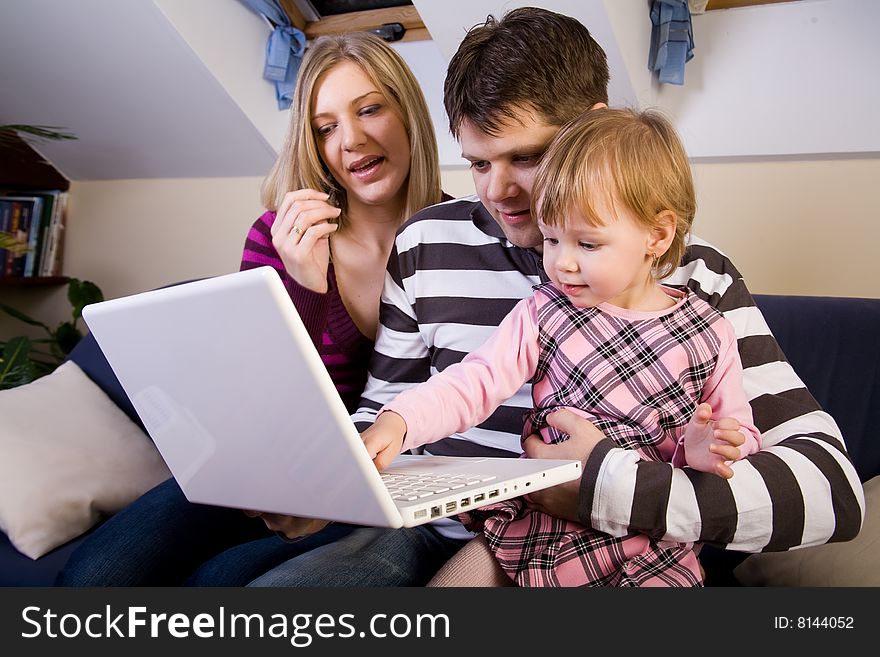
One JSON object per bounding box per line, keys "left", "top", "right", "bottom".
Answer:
{"left": 0, "top": 361, "right": 170, "bottom": 559}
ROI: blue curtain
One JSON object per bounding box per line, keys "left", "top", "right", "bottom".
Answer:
{"left": 240, "top": 0, "right": 307, "bottom": 109}
{"left": 648, "top": 0, "right": 694, "bottom": 85}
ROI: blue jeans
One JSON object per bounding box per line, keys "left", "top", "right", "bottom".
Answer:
{"left": 55, "top": 478, "right": 355, "bottom": 586}
{"left": 248, "top": 525, "right": 466, "bottom": 587}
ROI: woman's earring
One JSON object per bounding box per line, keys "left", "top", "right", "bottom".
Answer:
{"left": 649, "top": 253, "right": 660, "bottom": 276}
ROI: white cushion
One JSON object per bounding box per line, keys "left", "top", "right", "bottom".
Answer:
{"left": 0, "top": 361, "right": 170, "bottom": 559}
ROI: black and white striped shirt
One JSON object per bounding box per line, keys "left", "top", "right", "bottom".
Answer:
{"left": 353, "top": 197, "right": 864, "bottom": 551}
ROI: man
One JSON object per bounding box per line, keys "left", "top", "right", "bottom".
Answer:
{"left": 253, "top": 7, "right": 863, "bottom": 586}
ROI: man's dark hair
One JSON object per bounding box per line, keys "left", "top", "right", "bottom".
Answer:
{"left": 444, "top": 7, "right": 610, "bottom": 138}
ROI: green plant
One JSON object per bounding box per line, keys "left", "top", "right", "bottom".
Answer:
{"left": 0, "top": 124, "right": 77, "bottom": 146}
{"left": 0, "top": 278, "right": 103, "bottom": 389}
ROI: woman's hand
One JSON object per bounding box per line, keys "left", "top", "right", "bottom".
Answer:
{"left": 244, "top": 510, "right": 331, "bottom": 541}
{"left": 522, "top": 409, "right": 606, "bottom": 523}
{"left": 271, "top": 189, "right": 342, "bottom": 293}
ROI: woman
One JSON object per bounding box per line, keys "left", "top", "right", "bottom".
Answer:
{"left": 56, "top": 32, "right": 443, "bottom": 586}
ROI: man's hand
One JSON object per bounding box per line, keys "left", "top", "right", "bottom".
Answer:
{"left": 244, "top": 511, "right": 330, "bottom": 540}
{"left": 522, "top": 409, "right": 606, "bottom": 523}
{"left": 361, "top": 411, "right": 407, "bottom": 471}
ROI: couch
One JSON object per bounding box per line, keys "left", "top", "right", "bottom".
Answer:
{"left": 1, "top": 294, "right": 878, "bottom": 586}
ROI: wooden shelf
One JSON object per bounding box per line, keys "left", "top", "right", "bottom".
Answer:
{"left": 0, "top": 276, "right": 69, "bottom": 288}
{"left": 706, "top": 0, "right": 800, "bottom": 9}
{"left": 279, "top": 2, "right": 429, "bottom": 42}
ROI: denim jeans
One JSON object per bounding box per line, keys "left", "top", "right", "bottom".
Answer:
{"left": 55, "top": 477, "right": 355, "bottom": 586}
{"left": 248, "top": 525, "right": 466, "bottom": 587}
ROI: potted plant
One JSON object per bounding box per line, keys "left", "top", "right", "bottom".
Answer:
{"left": 0, "top": 278, "right": 103, "bottom": 389}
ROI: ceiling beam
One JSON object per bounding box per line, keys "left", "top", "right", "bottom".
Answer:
{"left": 281, "top": 5, "right": 429, "bottom": 42}
{"left": 278, "top": 0, "right": 308, "bottom": 30}
{"left": 706, "top": 0, "right": 800, "bottom": 9}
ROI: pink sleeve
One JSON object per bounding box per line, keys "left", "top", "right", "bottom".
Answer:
{"left": 700, "top": 318, "right": 762, "bottom": 458}
{"left": 385, "top": 297, "right": 540, "bottom": 451}
{"left": 239, "top": 211, "right": 331, "bottom": 349}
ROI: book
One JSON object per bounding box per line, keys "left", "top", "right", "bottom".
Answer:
{"left": 3, "top": 200, "right": 22, "bottom": 277}
{"left": 1, "top": 196, "right": 44, "bottom": 277}
{"left": 30, "top": 191, "right": 58, "bottom": 277}
{"left": 0, "top": 189, "right": 65, "bottom": 278}
{"left": 41, "top": 191, "right": 68, "bottom": 277}
{"left": 0, "top": 200, "right": 12, "bottom": 271}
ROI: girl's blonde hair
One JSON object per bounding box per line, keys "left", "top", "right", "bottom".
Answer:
{"left": 533, "top": 107, "right": 695, "bottom": 279}
{"left": 261, "top": 33, "right": 441, "bottom": 226}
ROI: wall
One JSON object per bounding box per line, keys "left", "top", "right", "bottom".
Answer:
{"left": 0, "top": 0, "right": 276, "bottom": 180}
{"left": 0, "top": 170, "right": 474, "bottom": 339}
{"left": 1, "top": 177, "right": 262, "bottom": 340}
{"left": 3, "top": 0, "right": 879, "bottom": 343}
{"left": 653, "top": 0, "right": 880, "bottom": 158}
{"left": 692, "top": 157, "right": 880, "bottom": 297}
{"left": 448, "top": 157, "right": 880, "bottom": 298}
{"left": 4, "top": 152, "right": 876, "bottom": 341}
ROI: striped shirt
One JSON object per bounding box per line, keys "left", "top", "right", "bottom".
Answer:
{"left": 240, "top": 211, "right": 373, "bottom": 412}
{"left": 354, "top": 196, "right": 865, "bottom": 551}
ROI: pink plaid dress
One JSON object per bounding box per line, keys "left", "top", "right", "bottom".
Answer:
{"left": 462, "top": 283, "right": 729, "bottom": 587}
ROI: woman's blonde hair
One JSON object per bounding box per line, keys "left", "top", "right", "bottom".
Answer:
{"left": 261, "top": 32, "right": 441, "bottom": 226}
{"left": 534, "top": 108, "right": 696, "bottom": 279}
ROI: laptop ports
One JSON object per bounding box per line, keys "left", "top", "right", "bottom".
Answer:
{"left": 488, "top": 489, "right": 500, "bottom": 498}
{"left": 445, "top": 501, "right": 457, "bottom": 513}
{"left": 474, "top": 493, "right": 486, "bottom": 503}
{"left": 460, "top": 497, "right": 471, "bottom": 508}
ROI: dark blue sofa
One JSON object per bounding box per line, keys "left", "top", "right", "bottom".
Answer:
{"left": 2, "top": 294, "right": 878, "bottom": 586}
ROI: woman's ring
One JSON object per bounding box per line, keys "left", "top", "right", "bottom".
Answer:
{"left": 292, "top": 224, "right": 303, "bottom": 237}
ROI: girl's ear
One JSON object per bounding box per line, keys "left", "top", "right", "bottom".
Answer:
{"left": 647, "top": 210, "right": 677, "bottom": 257}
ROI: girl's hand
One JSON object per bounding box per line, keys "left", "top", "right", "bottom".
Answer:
{"left": 361, "top": 411, "right": 407, "bottom": 471}
{"left": 270, "top": 189, "right": 342, "bottom": 293}
{"left": 683, "top": 403, "right": 745, "bottom": 479}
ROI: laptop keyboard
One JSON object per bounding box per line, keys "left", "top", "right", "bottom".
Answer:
{"left": 380, "top": 472, "right": 497, "bottom": 501}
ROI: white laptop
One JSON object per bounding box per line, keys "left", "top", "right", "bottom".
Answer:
{"left": 82, "top": 267, "right": 581, "bottom": 528}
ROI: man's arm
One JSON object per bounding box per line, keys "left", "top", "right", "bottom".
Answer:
{"left": 539, "top": 238, "right": 865, "bottom": 551}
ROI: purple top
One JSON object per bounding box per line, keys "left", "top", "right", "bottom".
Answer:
{"left": 239, "top": 211, "right": 373, "bottom": 412}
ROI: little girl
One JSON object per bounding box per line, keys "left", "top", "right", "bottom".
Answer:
{"left": 361, "top": 108, "right": 761, "bottom": 587}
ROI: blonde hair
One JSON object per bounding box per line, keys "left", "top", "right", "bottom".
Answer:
{"left": 261, "top": 33, "right": 441, "bottom": 226}
{"left": 533, "top": 108, "right": 696, "bottom": 279}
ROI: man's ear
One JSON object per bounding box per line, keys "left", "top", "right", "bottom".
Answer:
{"left": 590, "top": 102, "right": 608, "bottom": 111}
{"left": 647, "top": 210, "right": 677, "bottom": 257}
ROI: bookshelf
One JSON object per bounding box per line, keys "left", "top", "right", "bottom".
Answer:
{"left": 0, "top": 132, "right": 69, "bottom": 284}
{"left": 0, "top": 276, "right": 68, "bottom": 288}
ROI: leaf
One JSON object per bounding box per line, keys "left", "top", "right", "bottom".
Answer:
{"left": 68, "top": 279, "right": 104, "bottom": 321}
{"left": 53, "top": 321, "right": 83, "bottom": 356}
{"left": 0, "top": 302, "right": 51, "bottom": 332}
{"left": 0, "top": 276, "right": 103, "bottom": 388}
{"left": 0, "top": 124, "right": 77, "bottom": 145}
{"left": 0, "top": 337, "right": 37, "bottom": 388}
